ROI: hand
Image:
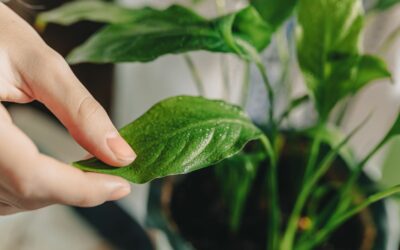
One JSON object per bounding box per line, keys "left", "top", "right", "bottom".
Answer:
{"left": 0, "top": 3, "right": 136, "bottom": 215}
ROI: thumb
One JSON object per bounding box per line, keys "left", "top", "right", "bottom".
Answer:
{"left": 25, "top": 50, "right": 136, "bottom": 166}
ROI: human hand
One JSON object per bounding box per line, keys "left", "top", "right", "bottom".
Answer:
{"left": 0, "top": 3, "right": 136, "bottom": 215}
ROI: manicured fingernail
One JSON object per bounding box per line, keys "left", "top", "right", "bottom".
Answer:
{"left": 108, "top": 183, "right": 131, "bottom": 201}
{"left": 107, "top": 132, "right": 136, "bottom": 164}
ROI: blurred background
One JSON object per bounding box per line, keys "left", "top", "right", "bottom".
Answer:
{"left": 0, "top": 0, "right": 400, "bottom": 249}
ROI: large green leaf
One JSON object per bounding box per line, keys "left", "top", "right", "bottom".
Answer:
{"left": 38, "top": 1, "right": 272, "bottom": 63}
{"left": 250, "top": 0, "right": 298, "bottom": 29}
{"left": 297, "top": 0, "right": 391, "bottom": 118}
{"left": 73, "top": 96, "right": 263, "bottom": 183}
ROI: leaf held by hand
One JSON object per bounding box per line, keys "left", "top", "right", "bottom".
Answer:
{"left": 73, "top": 96, "right": 262, "bottom": 183}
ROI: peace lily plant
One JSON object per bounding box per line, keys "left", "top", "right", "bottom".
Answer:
{"left": 38, "top": 0, "right": 400, "bottom": 249}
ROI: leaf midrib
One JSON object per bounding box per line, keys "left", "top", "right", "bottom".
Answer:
{"left": 126, "top": 117, "right": 258, "bottom": 149}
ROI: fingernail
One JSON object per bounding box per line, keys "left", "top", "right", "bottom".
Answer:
{"left": 108, "top": 183, "right": 131, "bottom": 201}
{"left": 107, "top": 132, "right": 136, "bottom": 164}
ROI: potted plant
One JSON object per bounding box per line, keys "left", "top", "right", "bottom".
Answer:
{"left": 37, "top": 0, "right": 400, "bottom": 249}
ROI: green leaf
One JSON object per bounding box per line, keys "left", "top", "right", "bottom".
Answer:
{"left": 373, "top": 0, "right": 400, "bottom": 10}
{"left": 215, "top": 150, "right": 265, "bottom": 232}
{"left": 250, "top": 0, "right": 298, "bottom": 29}
{"left": 38, "top": 2, "right": 272, "bottom": 63}
{"left": 297, "top": 0, "right": 391, "bottom": 118}
{"left": 73, "top": 96, "right": 262, "bottom": 183}
{"left": 36, "top": 0, "right": 143, "bottom": 27}
{"left": 353, "top": 55, "right": 392, "bottom": 88}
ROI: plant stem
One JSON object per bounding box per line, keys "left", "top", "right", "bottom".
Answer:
{"left": 256, "top": 60, "right": 279, "bottom": 250}
{"left": 214, "top": 0, "right": 231, "bottom": 101}
{"left": 327, "top": 134, "right": 387, "bottom": 222}
{"left": 260, "top": 135, "right": 280, "bottom": 250}
{"left": 281, "top": 124, "right": 324, "bottom": 250}
{"left": 256, "top": 62, "right": 275, "bottom": 128}
{"left": 233, "top": 38, "right": 276, "bottom": 128}
{"left": 277, "top": 95, "right": 309, "bottom": 126}
{"left": 184, "top": 54, "right": 206, "bottom": 96}
{"left": 240, "top": 62, "right": 251, "bottom": 107}
{"left": 334, "top": 97, "right": 352, "bottom": 127}
{"left": 300, "top": 184, "right": 400, "bottom": 250}
{"left": 303, "top": 123, "right": 323, "bottom": 179}
{"left": 280, "top": 122, "right": 363, "bottom": 250}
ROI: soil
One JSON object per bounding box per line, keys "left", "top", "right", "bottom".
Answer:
{"left": 165, "top": 136, "right": 377, "bottom": 250}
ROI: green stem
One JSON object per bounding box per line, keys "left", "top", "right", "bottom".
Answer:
{"left": 276, "top": 27, "right": 291, "bottom": 103}
{"left": 280, "top": 122, "right": 362, "bottom": 250}
{"left": 184, "top": 54, "right": 206, "bottom": 96}
{"left": 256, "top": 62, "right": 275, "bottom": 128}
{"left": 261, "top": 135, "right": 280, "bottom": 250}
{"left": 301, "top": 184, "right": 400, "bottom": 249}
{"left": 233, "top": 38, "right": 275, "bottom": 128}
{"left": 325, "top": 134, "right": 388, "bottom": 224}
{"left": 334, "top": 97, "right": 352, "bottom": 127}
{"left": 303, "top": 123, "right": 323, "bottom": 179}
{"left": 277, "top": 95, "right": 309, "bottom": 126}
{"left": 214, "top": 0, "right": 230, "bottom": 101}
{"left": 240, "top": 62, "right": 251, "bottom": 107}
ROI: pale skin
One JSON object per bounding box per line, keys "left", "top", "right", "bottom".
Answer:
{"left": 0, "top": 3, "right": 137, "bottom": 215}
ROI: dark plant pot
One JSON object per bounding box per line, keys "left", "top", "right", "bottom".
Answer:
{"left": 145, "top": 133, "right": 399, "bottom": 250}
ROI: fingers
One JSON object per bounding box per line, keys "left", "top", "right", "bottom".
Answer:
{"left": 17, "top": 49, "right": 136, "bottom": 167}
{"left": 34, "top": 154, "right": 131, "bottom": 207}
{"left": 0, "top": 122, "right": 131, "bottom": 213}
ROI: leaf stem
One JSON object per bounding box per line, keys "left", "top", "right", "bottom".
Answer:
{"left": 325, "top": 132, "right": 388, "bottom": 223}
{"left": 214, "top": 0, "right": 231, "bottom": 101}
{"left": 300, "top": 184, "right": 400, "bottom": 250}
{"left": 256, "top": 62, "right": 275, "bottom": 127}
{"left": 240, "top": 62, "right": 251, "bottom": 107}
{"left": 260, "top": 134, "right": 280, "bottom": 250}
{"left": 184, "top": 54, "right": 206, "bottom": 96}
{"left": 277, "top": 95, "right": 309, "bottom": 126}
{"left": 303, "top": 124, "right": 323, "bottom": 179}
{"left": 280, "top": 121, "right": 363, "bottom": 250}
{"left": 233, "top": 38, "right": 276, "bottom": 128}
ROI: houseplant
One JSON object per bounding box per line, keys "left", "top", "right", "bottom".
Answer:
{"left": 37, "top": 0, "right": 400, "bottom": 249}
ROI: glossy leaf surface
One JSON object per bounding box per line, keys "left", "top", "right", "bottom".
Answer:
{"left": 74, "top": 96, "right": 262, "bottom": 183}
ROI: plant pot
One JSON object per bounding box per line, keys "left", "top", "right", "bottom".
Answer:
{"left": 145, "top": 132, "right": 399, "bottom": 250}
